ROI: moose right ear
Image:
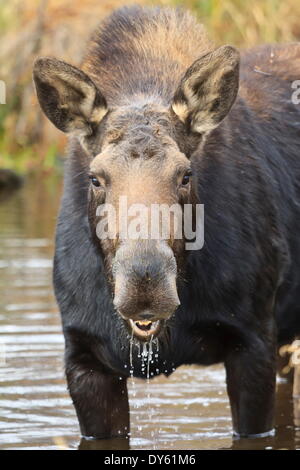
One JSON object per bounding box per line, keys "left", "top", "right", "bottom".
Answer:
{"left": 33, "top": 57, "right": 108, "bottom": 136}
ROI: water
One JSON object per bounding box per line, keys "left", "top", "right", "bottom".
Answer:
{"left": 0, "top": 176, "right": 299, "bottom": 450}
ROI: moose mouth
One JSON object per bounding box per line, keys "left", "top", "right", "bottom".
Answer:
{"left": 128, "top": 319, "right": 161, "bottom": 339}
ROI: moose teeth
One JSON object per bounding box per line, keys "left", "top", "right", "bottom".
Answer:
{"left": 129, "top": 319, "right": 160, "bottom": 337}
{"left": 135, "top": 320, "right": 152, "bottom": 326}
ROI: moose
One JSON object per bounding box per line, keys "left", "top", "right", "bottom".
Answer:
{"left": 33, "top": 6, "right": 300, "bottom": 440}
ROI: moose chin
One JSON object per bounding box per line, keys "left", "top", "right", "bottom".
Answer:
{"left": 33, "top": 6, "right": 300, "bottom": 441}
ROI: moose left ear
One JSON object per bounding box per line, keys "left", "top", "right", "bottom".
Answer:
{"left": 33, "top": 57, "right": 108, "bottom": 137}
{"left": 171, "top": 45, "right": 240, "bottom": 134}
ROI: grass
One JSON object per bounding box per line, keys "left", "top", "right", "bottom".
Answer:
{"left": 171, "top": 0, "right": 300, "bottom": 46}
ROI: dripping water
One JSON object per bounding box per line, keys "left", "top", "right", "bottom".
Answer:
{"left": 129, "top": 329, "right": 134, "bottom": 377}
{"left": 128, "top": 334, "right": 161, "bottom": 444}
{"left": 146, "top": 335, "right": 154, "bottom": 380}
{"left": 129, "top": 329, "right": 138, "bottom": 410}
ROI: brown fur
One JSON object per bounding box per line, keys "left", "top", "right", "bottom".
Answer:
{"left": 239, "top": 43, "right": 300, "bottom": 119}
{"left": 82, "top": 6, "right": 213, "bottom": 105}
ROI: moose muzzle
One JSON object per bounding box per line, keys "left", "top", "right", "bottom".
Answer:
{"left": 112, "top": 240, "right": 180, "bottom": 340}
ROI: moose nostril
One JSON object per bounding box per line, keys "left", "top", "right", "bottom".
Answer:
{"left": 138, "top": 311, "right": 156, "bottom": 321}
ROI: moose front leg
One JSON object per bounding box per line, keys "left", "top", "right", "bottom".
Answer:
{"left": 66, "top": 355, "right": 130, "bottom": 439}
{"left": 225, "top": 338, "right": 277, "bottom": 438}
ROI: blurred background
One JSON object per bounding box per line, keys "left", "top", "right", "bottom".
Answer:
{"left": 0, "top": 0, "right": 300, "bottom": 174}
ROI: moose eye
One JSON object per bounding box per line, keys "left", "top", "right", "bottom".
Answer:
{"left": 182, "top": 169, "right": 192, "bottom": 186}
{"left": 89, "top": 175, "right": 101, "bottom": 187}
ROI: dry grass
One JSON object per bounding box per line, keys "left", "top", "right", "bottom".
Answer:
{"left": 171, "top": 0, "right": 300, "bottom": 46}
{"left": 0, "top": 0, "right": 140, "bottom": 171}
{"left": 0, "top": 0, "right": 299, "bottom": 172}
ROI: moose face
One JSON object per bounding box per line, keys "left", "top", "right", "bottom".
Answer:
{"left": 33, "top": 45, "right": 239, "bottom": 340}
{"left": 87, "top": 104, "right": 190, "bottom": 339}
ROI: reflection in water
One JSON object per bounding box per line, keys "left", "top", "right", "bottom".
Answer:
{"left": 79, "top": 437, "right": 130, "bottom": 451}
{"left": 0, "top": 176, "right": 299, "bottom": 450}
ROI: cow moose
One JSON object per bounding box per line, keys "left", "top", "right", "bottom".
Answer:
{"left": 33, "top": 6, "right": 300, "bottom": 441}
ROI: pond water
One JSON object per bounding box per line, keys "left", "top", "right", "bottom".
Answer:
{"left": 0, "top": 176, "right": 299, "bottom": 450}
